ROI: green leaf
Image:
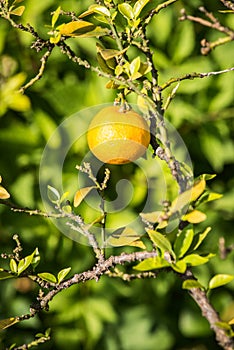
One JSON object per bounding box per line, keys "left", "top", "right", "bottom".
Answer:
{"left": 133, "top": 0, "right": 150, "bottom": 18}
{"left": 171, "top": 259, "right": 187, "bottom": 274}
{"left": 10, "top": 259, "right": 18, "bottom": 274}
{"left": 183, "top": 254, "right": 213, "bottom": 266}
{"left": 18, "top": 251, "right": 35, "bottom": 275}
{"left": 174, "top": 227, "right": 194, "bottom": 258}
{"left": 147, "top": 229, "right": 175, "bottom": 259}
{"left": 118, "top": 3, "right": 134, "bottom": 20}
{"left": 134, "top": 256, "right": 170, "bottom": 271}
{"left": 52, "top": 6, "right": 61, "bottom": 28}
{"left": 0, "top": 268, "right": 14, "bottom": 280}
{"left": 209, "top": 274, "right": 234, "bottom": 290}
{"left": 0, "top": 317, "right": 19, "bottom": 330}
{"left": 10, "top": 5, "right": 25, "bottom": 16}
{"left": 74, "top": 186, "right": 96, "bottom": 207}
{"left": 37, "top": 272, "right": 57, "bottom": 284}
{"left": 182, "top": 280, "right": 204, "bottom": 290}
{"left": 182, "top": 210, "right": 207, "bottom": 224}
{"left": 57, "top": 267, "right": 71, "bottom": 284}
{"left": 47, "top": 185, "right": 60, "bottom": 204}
{"left": 76, "top": 26, "right": 109, "bottom": 38}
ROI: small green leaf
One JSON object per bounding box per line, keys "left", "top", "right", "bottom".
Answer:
{"left": 118, "top": 3, "right": 134, "bottom": 20}
{"left": 147, "top": 229, "right": 175, "bottom": 259}
{"left": 134, "top": 256, "right": 170, "bottom": 271}
{"left": 18, "top": 251, "right": 35, "bottom": 275}
{"left": 50, "top": 32, "right": 61, "bottom": 44}
{"left": 74, "top": 186, "right": 96, "bottom": 207}
{"left": 209, "top": 274, "right": 234, "bottom": 290}
{"left": 10, "top": 259, "right": 18, "bottom": 274}
{"left": 38, "top": 272, "right": 57, "bottom": 284}
{"left": 0, "top": 317, "right": 19, "bottom": 330}
{"left": 200, "top": 174, "right": 216, "bottom": 181}
{"left": 182, "top": 280, "right": 204, "bottom": 290}
{"left": 57, "top": 267, "right": 71, "bottom": 284}
{"left": 171, "top": 259, "right": 187, "bottom": 273}
{"left": 10, "top": 5, "right": 25, "bottom": 16}
{"left": 184, "top": 253, "right": 214, "bottom": 266}
{"left": 47, "top": 185, "right": 60, "bottom": 204}
{"left": 174, "top": 227, "right": 194, "bottom": 258}
{"left": 52, "top": 6, "right": 61, "bottom": 28}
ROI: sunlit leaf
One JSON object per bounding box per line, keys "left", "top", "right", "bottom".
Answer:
{"left": 57, "top": 267, "right": 71, "bottom": 284}
{"left": 133, "top": 0, "right": 150, "bottom": 18}
{"left": 130, "top": 56, "right": 141, "bottom": 77}
{"left": 118, "top": 3, "right": 134, "bottom": 20}
{"left": 184, "top": 253, "right": 214, "bottom": 266}
{"left": 10, "top": 259, "right": 18, "bottom": 274}
{"left": 7, "top": 92, "right": 31, "bottom": 112}
{"left": 77, "top": 27, "right": 109, "bottom": 38}
{"left": 79, "top": 4, "right": 110, "bottom": 18}
{"left": 10, "top": 6, "right": 25, "bottom": 16}
{"left": 209, "top": 274, "right": 234, "bottom": 290}
{"left": 182, "top": 210, "right": 207, "bottom": 224}
{"left": 147, "top": 229, "right": 175, "bottom": 259}
{"left": 190, "top": 179, "right": 206, "bottom": 202}
{"left": 57, "top": 21, "right": 95, "bottom": 36}
{"left": 37, "top": 272, "right": 57, "bottom": 284}
{"left": 74, "top": 186, "right": 96, "bottom": 207}
{"left": 52, "top": 6, "right": 61, "bottom": 28}
{"left": 0, "top": 317, "right": 19, "bottom": 330}
{"left": 31, "top": 248, "right": 40, "bottom": 269}
{"left": 0, "top": 185, "right": 10, "bottom": 199}
{"left": 182, "top": 280, "right": 204, "bottom": 290}
{"left": 174, "top": 227, "right": 194, "bottom": 258}
{"left": 171, "top": 259, "right": 187, "bottom": 273}
{"left": 18, "top": 251, "right": 36, "bottom": 275}
{"left": 134, "top": 256, "right": 170, "bottom": 271}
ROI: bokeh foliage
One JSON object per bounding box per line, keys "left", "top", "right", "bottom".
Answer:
{"left": 0, "top": 0, "right": 234, "bottom": 349}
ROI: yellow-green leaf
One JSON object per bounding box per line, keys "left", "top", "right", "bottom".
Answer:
{"left": 107, "top": 227, "right": 142, "bottom": 247}
{"left": 147, "top": 229, "right": 175, "bottom": 258}
{"left": 134, "top": 256, "right": 170, "bottom": 271}
{"left": 0, "top": 185, "right": 10, "bottom": 199}
{"left": 52, "top": 6, "right": 61, "bottom": 28}
{"left": 171, "top": 259, "right": 187, "bottom": 273}
{"left": 0, "top": 317, "right": 19, "bottom": 330}
{"left": 79, "top": 4, "right": 110, "bottom": 18}
{"left": 133, "top": 0, "right": 150, "bottom": 18}
{"left": 190, "top": 179, "right": 206, "bottom": 202}
{"left": 183, "top": 210, "right": 207, "bottom": 224}
{"left": 57, "top": 21, "right": 95, "bottom": 36}
{"left": 37, "top": 272, "right": 57, "bottom": 284}
{"left": 0, "top": 268, "right": 14, "bottom": 280}
{"left": 209, "top": 274, "right": 234, "bottom": 290}
{"left": 140, "top": 211, "right": 163, "bottom": 223}
{"left": 118, "top": 3, "right": 134, "bottom": 20}
{"left": 10, "top": 5, "right": 25, "bottom": 16}
{"left": 74, "top": 186, "right": 96, "bottom": 207}
{"left": 184, "top": 253, "right": 212, "bottom": 266}
{"left": 174, "top": 227, "right": 194, "bottom": 258}
{"left": 182, "top": 280, "right": 204, "bottom": 290}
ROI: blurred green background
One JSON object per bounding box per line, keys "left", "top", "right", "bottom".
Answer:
{"left": 0, "top": 0, "right": 234, "bottom": 349}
